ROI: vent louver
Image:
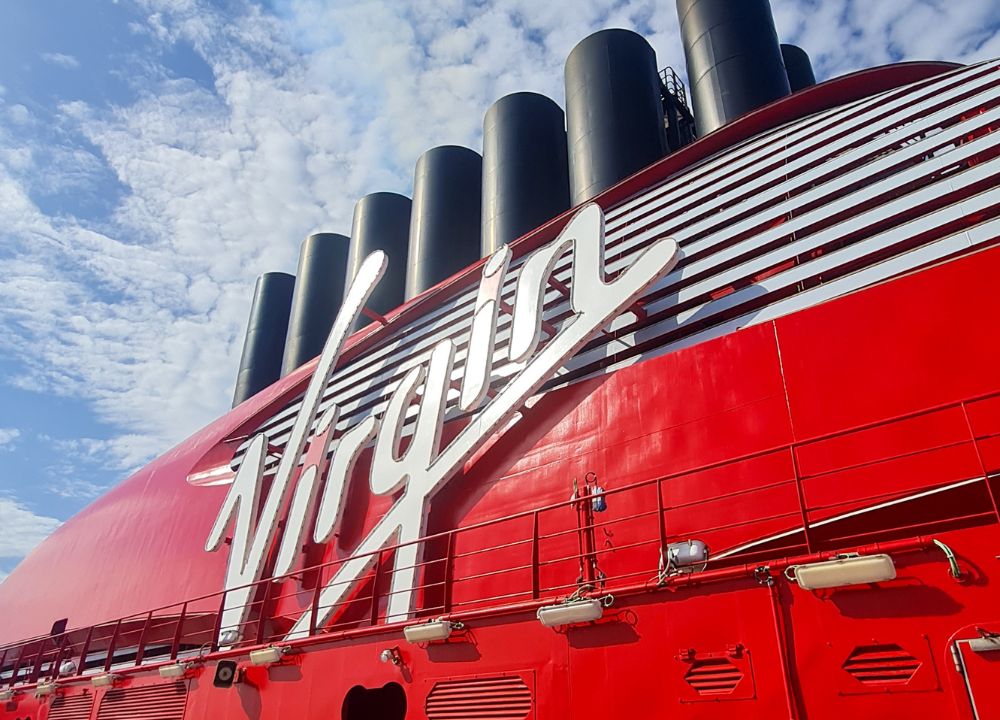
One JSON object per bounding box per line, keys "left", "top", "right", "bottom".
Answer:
{"left": 48, "top": 693, "right": 95, "bottom": 720}
{"left": 426, "top": 675, "right": 532, "bottom": 720}
{"left": 843, "top": 644, "right": 921, "bottom": 685}
{"left": 97, "top": 681, "right": 188, "bottom": 720}
{"left": 684, "top": 658, "right": 744, "bottom": 695}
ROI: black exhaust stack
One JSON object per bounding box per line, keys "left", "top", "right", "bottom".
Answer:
{"left": 280, "top": 232, "right": 349, "bottom": 376}
{"left": 481, "top": 92, "right": 570, "bottom": 255}
{"left": 347, "top": 192, "right": 412, "bottom": 328}
{"left": 677, "top": 0, "right": 791, "bottom": 136}
{"left": 232, "top": 272, "right": 295, "bottom": 407}
{"left": 781, "top": 44, "right": 817, "bottom": 92}
{"left": 406, "top": 146, "right": 483, "bottom": 300}
{"left": 565, "top": 29, "right": 667, "bottom": 205}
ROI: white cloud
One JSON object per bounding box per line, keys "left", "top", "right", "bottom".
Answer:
{"left": 7, "top": 104, "right": 30, "bottom": 125}
{"left": 0, "top": 497, "right": 61, "bottom": 560}
{"left": 0, "top": 0, "right": 998, "bottom": 505}
{"left": 0, "top": 428, "right": 20, "bottom": 451}
{"left": 40, "top": 52, "right": 81, "bottom": 69}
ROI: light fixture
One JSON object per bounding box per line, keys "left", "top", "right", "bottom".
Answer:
{"left": 213, "top": 660, "right": 240, "bottom": 688}
{"left": 379, "top": 647, "right": 403, "bottom": 666}
{"left": 158, "top": 662, "right": 190, "bottom": 679}
{"left": 218, "top": 629, "right": 241, "bottom": 646}
{"left": 34, "top": 681, "right": 56, "bottom": 697}
{"left": 786, "top": 553, "right": 896, "bottom": 590}
{"left": 969, "top": 636, "right": 1000, "bottom": 653}
{"left": 248, "top": 646, "right": 288, "bottom": 666}
{"left": 91, "top": 673, "right": 120, "bottom": 688}
{"left": 403, "top": 620, "right": 455, "bottom": 644}
{"left": 58, "top": 660, "right": 77, "bottom": 677}
{"left": 661, "top": 539, "right": 709, "bottom": 576}
{"left": 537, "top": 599, "right": 604, "bottom": 628}
{"left": 0, "top": 689, "right": 14, "bottom": 702}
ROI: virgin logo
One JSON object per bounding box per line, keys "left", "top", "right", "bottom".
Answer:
{"left": 205, "top": 204, "right": 679, "bottom": 642}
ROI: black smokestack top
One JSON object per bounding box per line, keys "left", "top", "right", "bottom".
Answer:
{"left": 232, "top": 271, "right": 295, "bottom": 407}
{"left": 781, "top": 43, "right": 817, "bottom": 92}
{"left": 405, "top": 145, "right": 483, "bottom": 300}
{"left": 565, "top": 29, "right": 667, "bottom": 206}
{"left": 677, "top": 0, "right": 791, "bottom": 136}
{"left": 482, "top": 92, "right": 570, "bottom": 255}
{"left": 280, "top": 232, "right": 349, "bottom": 376}
{"left": 347, "top": 192, "right": 411, "bottom": 327}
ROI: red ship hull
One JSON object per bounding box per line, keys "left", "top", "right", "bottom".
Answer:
{"left": 2, "top": 59, "right": 1000, "bottom": 719}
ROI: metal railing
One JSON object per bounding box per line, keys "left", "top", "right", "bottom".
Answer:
{"left": 3, "top": 386, "right": 999, "bottom": 690}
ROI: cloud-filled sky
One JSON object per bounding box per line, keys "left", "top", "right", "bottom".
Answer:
{"left": 0, "top": 0, "right": 998, "bottom": 581}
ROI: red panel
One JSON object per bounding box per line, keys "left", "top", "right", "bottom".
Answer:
{"left": 801, "top": 442, "right": 983, "bottom": 522}
{"left": 567, "top": 579, "right": 789, "bottom": 719}
{"left": 795, "top": 407, "right": 973, "bottom": 478}
{"left": 776, "top": 246, "right": 1000, "bottom": 440}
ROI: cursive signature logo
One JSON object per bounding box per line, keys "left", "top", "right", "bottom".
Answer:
{"left": 205, "top": 204, "right": 679, "bottom": 642}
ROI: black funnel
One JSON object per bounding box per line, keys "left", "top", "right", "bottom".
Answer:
{"left": 406, "top": 146, "right": 482, "bottom": 299}
{"left": 565, "top": 29, "right": 667, "bottom": 205}
{"left": 781, "top": 44, "right": 817, "bottom": 92}
{"left": 482, "top": 92, "right": 570, "bottom": 255}
{"left": 232, "top": 272, "right": 295, "bottom": 407}
{"left": 281, "top": 232, "right": 349, "bottom": 376}
{"left": 677, "top": 0, "right": 791, "bottom": 136}
{"left": 347, "top": 192, "right": 411, "bottom": 328}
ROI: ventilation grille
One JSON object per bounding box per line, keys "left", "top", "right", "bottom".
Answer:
{"left": 97, "top": 681, "right": 188, "bottom": 720}
{"left": 426, "top": 675, "right": 531, "bottom": 720}
{"left": 684, "top": 658, "right": 744, "bottom": 696}
{"left": 48, "top": 693, "right": 95, "bottom": 720}
{"left": 843, "top": 644, "right": 921, "bottom": 685}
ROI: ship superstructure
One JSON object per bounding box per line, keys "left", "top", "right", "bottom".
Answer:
{"left": 2, "top": 2, "right": 1000, "bottom": 719}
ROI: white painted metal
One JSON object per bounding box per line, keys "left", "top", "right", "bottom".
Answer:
{"left": 223, "top": 60, "right": 1000, "bottom": 475}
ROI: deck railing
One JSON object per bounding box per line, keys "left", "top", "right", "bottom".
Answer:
{"left": 2, "top": 387, "right": 999, "bottom": 690}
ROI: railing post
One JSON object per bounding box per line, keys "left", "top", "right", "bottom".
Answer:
{"left": 309, "top": 578, "right": 322, "bottom": 637}
{"left": 576, "top": 484, "right": 598, "bottom": 586}
{"left": 104, "top": 619, "right": 122, "bottom": 673}
{"left": 256, "top": 582, "right": 273, "bottom": 644}
{"left": 369, "top": 550, "right": 383, "bottom": 627}
{"left": 29, "top": 637, "right": 47, "bottom": 684}
{"left": 961, "top": 401, "right": 1000, "bottom": 522}
{"left": 0, "top": 648, "right": 7, "bottom": 686}
{"left": 49, "top": 642, "right": 68, "bottom": 679}
{"left": 443, "top": 532, "right": 456, "bottom": 614}
{"left": 77, "top": 626, "right": 93, "bottom": 675}
{"left": 531, "top": 511, "right": 540, "bottom": 600}
{"left": 211, "top": 590, "right": 227, "bottom": 652}
{"left": 170, "top": 603, "right": 187, "bottom": 661}
{"left": 789, "top": 446, "right": 814, "bottom": 553}
{"left": 134, "top": 611, "right": 154, "bottom": 666}
{"left": 656, "top": 477, "right": 667, "bottom": 555}
{"left": 9, "top": 644, "right": 26, "bottom": 687}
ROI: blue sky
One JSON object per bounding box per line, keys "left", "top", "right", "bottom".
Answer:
{"left": 0, "top": 0, "right": 998, "bottom": 583}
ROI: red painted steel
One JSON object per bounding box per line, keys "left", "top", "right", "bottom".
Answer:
{"left": 2, "top": 61, "right": 999, "bottom": 720}
{"left": 3, "top": 245, "right": 1000, "bottom": 717}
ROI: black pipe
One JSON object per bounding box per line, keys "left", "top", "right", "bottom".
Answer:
{"left": 406, "top": 146, "right": 482, "bottom": 299}
{"left": 347, "top": 192, "right": 411, "bottom": 328}
{"left": 677, "top": 0, "right": 791, "bottom": 136}
{"left": 232, "top": 272, "right": 295, "bottom": 407}
{"left": 482, "top": 92, "right": 570, "bottom": 255}
{"left": 564, "top": 29, "right": 667, "bottom": 205}
{"left": 781, "top": 44, "right": 817, "bottom": 92}
{"left": 281, "top": 233, "right": 349, "bottom": 376}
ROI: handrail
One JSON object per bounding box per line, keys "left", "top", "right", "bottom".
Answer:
{"left": 3, "top": 386, "right": 1000, "bottom": 687}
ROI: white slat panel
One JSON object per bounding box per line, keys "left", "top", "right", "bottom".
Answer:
{"left": 232, "top": 60, "right": 1000, "bottom": 470}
